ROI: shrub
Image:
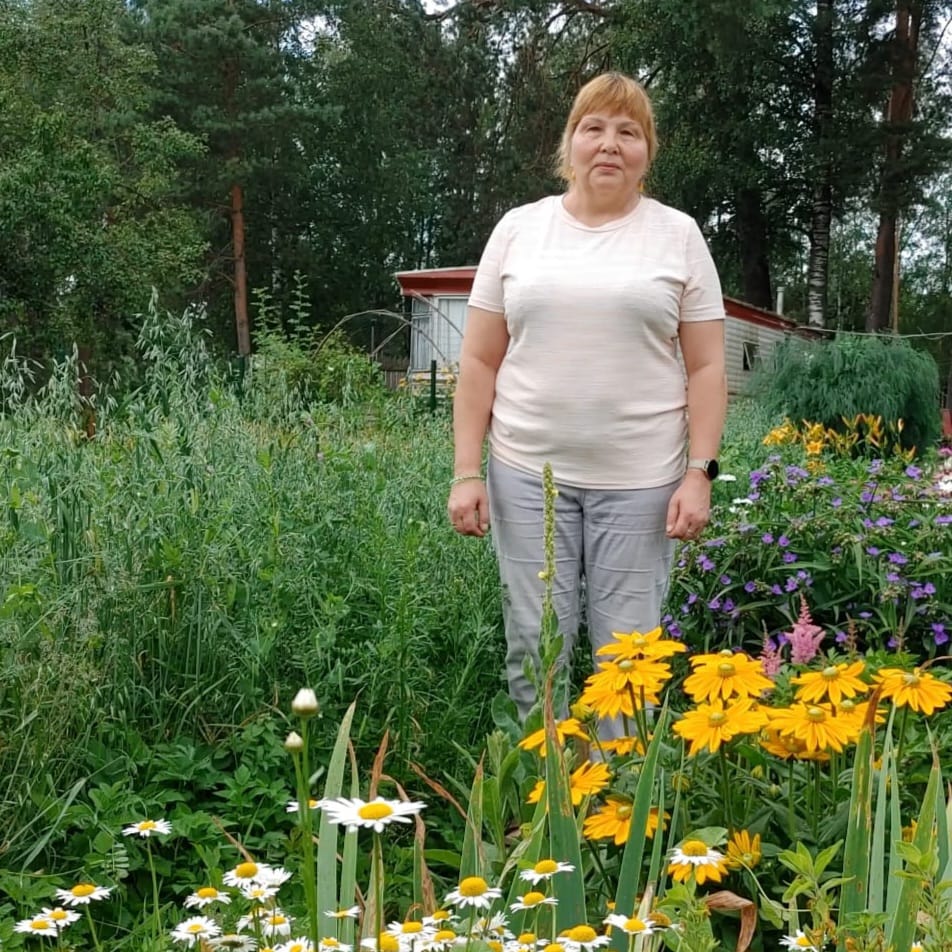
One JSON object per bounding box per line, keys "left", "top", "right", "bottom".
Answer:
{"left": 756, "top": 334, "right": 941, "bottom": 456}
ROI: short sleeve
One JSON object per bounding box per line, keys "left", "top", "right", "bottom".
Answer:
{"left": 680, "top": 220, "right": 725, "bottom": 323}
{"left": 468, "top": 214, "right": 511, "bottom": 314}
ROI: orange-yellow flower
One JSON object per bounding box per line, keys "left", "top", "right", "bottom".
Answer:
{"left": 598, "top": 736, "right": 645, "bottom": 757}
{"left": 873, "top": 667, "right": 952, "bottom": 716}
{"left": 596, "top": 626, "right": 687, "bottom": 662}
{"left": 792, "top": 660, "right": 867, "bottom": 705}
{"left": 673, "top": 698, "right": 767, "bottom": 756}
{"left": 527, "top": 761, "right": 611, "bottom": 807}
{"left": 767, "top": 702, "right": 859, "bottom": 754}
{"left": 582, "top": 798, "right": 667, "bottom": 846}
{"left": 519, "top": 718, "right": 589, "bottom": 757}
{"left": 579, "top": 660, "right": 666, "bottom": 720}
{"left": 683, "top": 650, "right": 774, "bottom": 702}
{"left": 725, "top": 830, "right": 762, "bottom": 870}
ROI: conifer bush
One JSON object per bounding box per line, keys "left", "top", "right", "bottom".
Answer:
{"left": 756, "top": 334, "right": 941, "bottom": 456}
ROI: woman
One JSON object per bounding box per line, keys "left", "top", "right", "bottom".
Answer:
{"left": 447, "top": 72, "right": 726, "bottom": 726}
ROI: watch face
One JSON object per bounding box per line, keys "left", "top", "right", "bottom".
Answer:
{"left": 707, "top": 459, "right": 720, "bottom": 480}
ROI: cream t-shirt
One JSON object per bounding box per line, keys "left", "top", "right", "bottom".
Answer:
{"left": 468, "top": 194, "right": 724, "bottom": 489}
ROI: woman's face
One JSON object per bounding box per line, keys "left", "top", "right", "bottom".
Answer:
{"left": 569, "top": 111, "right": 649, "bottom": 200}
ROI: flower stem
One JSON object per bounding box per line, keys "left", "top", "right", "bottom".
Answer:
{"left": 294, "top": 719, "right": 320, "bottom": 948}
{"left": 147, "top": 839, "right": 160, "bottom": 944}
{"left": 84, "top": 905, "right": 103, "bottom": 952}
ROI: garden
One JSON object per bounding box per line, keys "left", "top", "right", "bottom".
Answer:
{"left": 1, "top": 309, "right": 952, "bottom": 952}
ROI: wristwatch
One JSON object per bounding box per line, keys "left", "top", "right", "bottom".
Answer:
{"left": 686, "top": 458, "right": 720, "bottom": 481}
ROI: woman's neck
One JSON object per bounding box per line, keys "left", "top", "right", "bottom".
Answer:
{"left": 562, "top": 187, "right": 641, "bottom": 227}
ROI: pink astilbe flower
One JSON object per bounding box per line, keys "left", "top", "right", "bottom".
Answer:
{"left": 785, "top": 595, "right": 825, "bottom": 665}
{"left": 759, "top": 635, "right": 783, "bottom": 678}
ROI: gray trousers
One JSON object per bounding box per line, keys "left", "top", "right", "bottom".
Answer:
{"left": 487, "top": 457, "right": 677, "bottom": 729}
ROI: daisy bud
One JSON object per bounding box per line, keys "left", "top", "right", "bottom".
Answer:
{"left": 292, "top": 688, "right": 319, "bottom": 718}
{"left": 284, "top": 731, "right": 304, "bottom": 752}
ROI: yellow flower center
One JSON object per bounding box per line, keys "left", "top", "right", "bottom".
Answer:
{"left": 459, "top": 876, "right": 489, "bottom": 897}
{"left": 431, "top": 911, "right": 450, "bottom": 921}
{"left": 435, "top": 931, "right": 457, "bottom": 942}
{"left": 822, "top": 666, "right": 840, "bottom": 680}
{"left": 681, "top": 839, "right": 710, "bottom": 857}
{"left": 534, "top": 859, "right": 558, "bottom": 875}
{"left": 270, "top": 915, "right": 288, "bottom": 925}
{"left": 488, "top": 942, "right": 503, "bottom": 952}
{"left": 903, "top": 672, "right": 921, "bottom": 687}
{"left": 615, "top": 803, "right": 632, "bottom": 820}
{"left": 522, "top": 892, "right": 546, "bottom": 907}
{"left": 138, "top": 820, "right": 157, "bottom": 831}
{"left": 708, "top": 711, "right": 726, "bottom": 726}
{"left": 235, "top": 862, "right": 258, "bottom": 879}
{"left": 308, "top": 798, "right": 318, "bottom": 808}
{"left": 71, "top": 884, "right": 96, "bottom": 897}
{"left": 197, "top": 887, "right": 220, "bottom": 899}
{"left": 624, "top": 919, "right": 647, "bottom": 933}
{"left": 543, "top": 945, "right": 564, "bottom": 952}
{"left": 565, "top": 926, "right": 597, "bottom": 943}
{"left": 806, "top": 706, "right": 827, "bottom": 722}
{"left": 48, "top": 910, "right": 69, "bottom": 921}
{"left": 401, "top": 922, "right": 424, "bottom": 934}
{"left": 632, "top": 635, "right": 647, "bottom": 648}
{"left": 717, "top": 662, "right": 736, "bottom": 677}
{"left": 379, "top": 935, "right": 400, "bottom": 952}
{"left": 618, "top": 659, "right": 634, "bottom": 672}
{"left": 795, "top": 938, "right": 812, "bottom": 949}
{"left": 324, "top": 940, "right": 341, "bottom": 948}
{"left": 358, "top": 802, "right": 394, "bottom": 821}
{"left": 30, "top": 920, "right": 52, "bottom": 931}
{"left": 840, "top": 699, "right": 857, "bottom": 712}
{"left": 187, "top": 923, "right": 207, "bottom": 934}
{"left": 518, "top": 934, "right": 537, "bottom": 944}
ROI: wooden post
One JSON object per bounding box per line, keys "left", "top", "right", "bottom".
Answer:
{"left": 429, "top": 359, "right": 437, "bottom": 414}
{"left": 232, "top": 182, "right": 251, "bottom": 357}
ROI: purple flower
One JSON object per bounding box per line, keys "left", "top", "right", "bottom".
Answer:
{"left": 748, "top": 491, "right": 761, "bottom": 502}
{"left": 770, "top": 584, "right": 783, "bottom": 596}
{"left": 704, "top": 537, "right": 727, "bottom": 548}
{"left": 835, "top": 629, "right": 848, "bottom": 643}
{"left": 888, "top": 552, "right": 908, "bottom": 565}
{"left": 786, "top": 465, "right": 809, "bottom": 483}
{"left": 667, "top": 622, "right": 683, "bottom": 639}
{"left": 905, "top": 465, "right": 922, "bottom": 479}
{"left": 831, "top": 497, "right": 843, "bottom": 508}
{"left": 708, "top": 597, "right": 722, "bottom": 611}
{"left": 932, "top": 622, "right": 949, "bottom": 645}
{"left": 860, "top": 491, "right": 875, "bottom": 504}
{"left": 687, "top": 592, "right": 699, "bottom": 605}
{"left": 762, "top": 532, "right": 774, "bottom": 545}
{"left": 749, "top": 469, "right": 769, "bottom": 488}
{"left": 744, "top": 581, "right": 757, "bottom": 594}
{"left": 858, "top": 611, "right": 872, "bottom": 619}
{"left": 888, "top": 635, "right": 900, "bottom": 648}
{"left": 816, "top": 476, "right": 835, "bottom": 487}
{"left": 698, "top": 556, "right": 715, "bottom": 572}
{"left": 875, "top": 516, "right": 894, "bottom": 528}
{"left": 885, "top": 571, "right": 901, "bottom": 583}
{"left": 869, "top": 459, "right": 883, "bottom": 475}
{"left": 891, "top": 490, "right": 906, "bottom": 502}
{"left": 784, "top": 576, "right": 799, "bottom": 592}
{"left": 908, "top": 519, "right": 920, "bottom": 528}
{"left": 935, "top": 515, "right": 952, "bottom": 525}
{"left": 866, "top": 546, "right": 880, "bottom": 556}
{"left": 723, "top": 598, "right": 736, "bottom": 612}
{"left": 719, "top": 574, "right": 732, "bottom": 586}
{"left": 778, "top": 535, "right": 790, "bottom": 547}
{"left": 782, "top": 552, "right": 799, "bottom": 563}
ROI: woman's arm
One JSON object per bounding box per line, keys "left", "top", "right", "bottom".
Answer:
{"left": 448, "top": 306, "right": 510, "bottom": 537}
{"left": 665, "top": 319, "right": 727, "bottom": 540}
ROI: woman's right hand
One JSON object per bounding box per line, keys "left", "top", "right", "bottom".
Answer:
{"left": 448, "top": 479, "right": 491, "bottom": 537}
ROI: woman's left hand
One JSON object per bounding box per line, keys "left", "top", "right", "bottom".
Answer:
{"left": 665, "top": 472, "right": 712, "bottom": 541}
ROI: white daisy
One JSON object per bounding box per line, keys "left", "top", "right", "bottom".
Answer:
{"left": 386, "top": 920, "right": 436, "bottom": 941}
{"left": 422, "top": 911, "right": 457, "bottom": 928}
{"left": 603, "top": 914, "right": 658, "bottom": 936}
{"left": 184, "top": 886, "right": 232, "bottom": 909}
{"left": 716, "top": 473, "right": 738, "bottom": 482}
{"left": 55, "top": 883, "right": 113, "bottom": 906}
{"left": 224, "top": 861, "right": 266, "bottom": 888}
{"left": 317, "top": 796, "right": 426, "bottom": 833}
{"left": 326, "top": 906, "right": 361, "bottom": 920}
{"left": 171, "top": 915, "right": 222, "bottom": 947}
{"left": 15, "top": 916, "right": 57, "bottom": 937}
{"left": 279, "top": 941, "right": 316, "bottom": 952}
{"left": 287, "top": 798, "right": 320, "bottom": 813}
{"left": 39, "top": 906, "right": 81, "bottom": 929}
{"left": 504, "top": 934, "right": 548, "bottom": 952}
{"left": 208, "top": 936, "right": 258, "bottom": 951}
{"left": 470, "top": 912, "right": 512, "bottom": 939}
{"left": 319, "top": 939, "right": 354, "bottom": 952}
{"left": 123, "top": 818, "right": 173, "bottom": 837}
{"left": 520, "top": 860, "right": 575, "bottom": 885}
{"left": 559, "top": 926, "right": 611, "bottom": 952}
{"left": 239, "top": 907, "right": 293, "bottom": 936}
{"left": 510, "top": 892, "right": 558, "bottom": 912}
{"left": 779, "top": 931, "right": 821, "bottom": 952}
{"left": 241, "top": 883, "right": 280, "bottom": 902}
{"left": 421, "top": 930, "right": 465, "bottom": 951}
{"left": 254, "top": 865, "right": 292, "bottom": 889}
{"left": 445, "top": 879, "right": 503, "bottom": 912}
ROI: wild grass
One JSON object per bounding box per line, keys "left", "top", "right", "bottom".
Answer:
{"left": 0, "top": 303, "right": 502, "bottom": 872}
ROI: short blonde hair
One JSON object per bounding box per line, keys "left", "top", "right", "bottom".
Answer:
{"left": 555, "top": 72, "right": 657, "bottom": 184}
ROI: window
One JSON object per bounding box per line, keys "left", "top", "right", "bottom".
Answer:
{"left": 742, "top": 341, "right": 759, "bottom": 372}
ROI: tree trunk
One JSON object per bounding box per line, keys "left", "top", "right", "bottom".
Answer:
{"left": 735, "top": 185, "right": 773, "bottom": 309}
{"left": 866, "top": 0, "right": 922, "bottom": 331}
{"left": 231, "top": 182, "right": 251, "bottom": 356}
{"left": 807, "top": 0, "right": 834, "bottom": 328}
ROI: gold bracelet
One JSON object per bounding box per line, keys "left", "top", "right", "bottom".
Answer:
{"left": 450, "top": 473, "right": 483, "bottom": 487}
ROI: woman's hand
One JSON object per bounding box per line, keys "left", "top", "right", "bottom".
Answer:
{"left": 665, "top": 471, "right": 712, "bottom": 541}
{"left": 448, "top": 479, "right": 491, "bottom": 537}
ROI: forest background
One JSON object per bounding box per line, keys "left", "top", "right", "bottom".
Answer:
{"left": 1, "top": 0, "right": 952, "bottom": 394}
